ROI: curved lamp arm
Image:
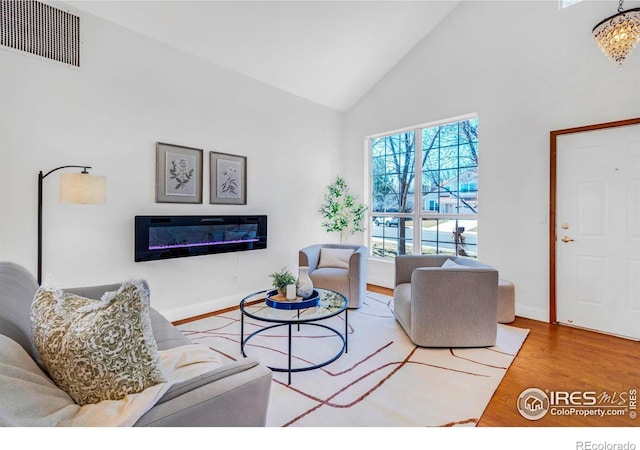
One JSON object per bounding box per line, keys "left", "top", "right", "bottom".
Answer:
{"left": 37, "top": 165, "right": 93, "bottom": 284}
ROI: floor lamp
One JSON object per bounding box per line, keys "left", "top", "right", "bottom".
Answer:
{"left": 37, "top": 165, "right": 107, "bottom": 284}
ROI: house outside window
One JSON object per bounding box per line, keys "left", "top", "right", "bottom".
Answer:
{"left": 368, "top": 115, "right": 478, "bottom": 259}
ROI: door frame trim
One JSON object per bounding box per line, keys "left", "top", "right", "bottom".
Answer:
{"left": 549, "top": 117, "right": 640, "bottom": 323}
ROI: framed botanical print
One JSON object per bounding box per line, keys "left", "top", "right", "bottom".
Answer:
{"left": 209, "top": 151, "right": 247, "bottom": 205}
{"left": 156, "top": 142, "right": 203, "bottom": 204}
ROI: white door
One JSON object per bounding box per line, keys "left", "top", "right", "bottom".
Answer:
{"left": 556, "top": 124, "right": 640, "bottom": 340}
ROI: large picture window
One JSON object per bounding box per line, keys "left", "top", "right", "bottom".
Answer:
{"left": 369, "top": 115, "right": 478, "bottom": 259}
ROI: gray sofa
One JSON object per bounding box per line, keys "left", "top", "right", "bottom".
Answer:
{"left": 394, "top": 255, "right": 498, "bottom": 347}
{"left": 299, "top": 244, "right": 367, "bottom": 308}
{"left": 0, "top": 261, "right": 272, "bottom": 427}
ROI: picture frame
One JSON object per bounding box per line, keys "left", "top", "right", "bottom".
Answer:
{"left": 156, "top": 142, "right": 203, "bottom": 204}
{"left": 209, "top": 151, "right": 247, "bottom": 205}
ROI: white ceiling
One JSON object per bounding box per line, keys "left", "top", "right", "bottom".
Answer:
{"left": 66, "top": 1, "right": 459, "bottom": 112}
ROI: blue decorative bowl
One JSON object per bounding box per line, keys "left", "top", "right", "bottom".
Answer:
{"left": 265, "top": 289, "right": 320, "bottom": 310}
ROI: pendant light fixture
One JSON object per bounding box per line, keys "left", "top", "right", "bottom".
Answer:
{"left": 592, "top": 0, "right": 640, "bottom": 67}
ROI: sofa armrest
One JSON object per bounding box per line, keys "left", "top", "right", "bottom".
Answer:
{"left": 134, "top": 358, "right": 272, "bottom": 427}
{"left": 299, "top": 244, "right": 322, "bottom": 271}
{"left": 0, "top": 319, "right": 33, "bottom": 361}
{"left": 348, "top": 246, "right": 367, "bottom": 273}
{"left": 395, "top": 255, "right": 445, "bottom": 286}
{"left": 348, "top": 246, "right": 367, "bottom": 297}
{"left": 155, "top": 357, "right": 262, "bottom": 404}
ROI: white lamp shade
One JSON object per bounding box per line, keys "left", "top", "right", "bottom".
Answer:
{"left": 59, "top": 173, "right": 107, "bottom": 204}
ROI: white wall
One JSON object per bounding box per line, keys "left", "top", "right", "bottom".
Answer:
{"left": 4, "top": 1, "right": 639, "bottom": 323}
{"left": 0, "top": 8, "right": 344, "bottom": 320}
{"left": 343, "top": 1, "right": 640, "bottom": 321}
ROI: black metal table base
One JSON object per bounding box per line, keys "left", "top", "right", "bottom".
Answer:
{"left": 241, "top": 311, "right": 348, "bottom": 385}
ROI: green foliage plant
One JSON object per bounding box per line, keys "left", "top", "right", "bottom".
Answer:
{"left": 319, "top": 176, "right": 367, "bottom": 243}
{"left": 269, "top": 267, "right": 297, "bottom": 295}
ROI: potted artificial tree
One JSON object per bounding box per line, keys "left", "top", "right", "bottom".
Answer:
{"left": 319, "top": 176, "right": 367, "bottom": 243}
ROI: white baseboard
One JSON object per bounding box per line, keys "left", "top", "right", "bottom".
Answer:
{"left": 515, "top": 305, "right": 549, "bottom": 323}
{"left": 161, "top": 293, "right": 241, "bottom": 323}
{"left": 366, "top": 277, "right": 394, "bottom": 290}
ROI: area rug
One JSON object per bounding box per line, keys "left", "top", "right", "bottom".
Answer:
{"left": 177, "top": 291, "right": 529, "bottom": 427}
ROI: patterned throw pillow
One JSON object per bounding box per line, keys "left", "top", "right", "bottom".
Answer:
{"left": 31, "top": 279, "right": 166, "bottom": 406}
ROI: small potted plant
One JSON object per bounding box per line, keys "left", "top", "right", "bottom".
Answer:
{"left": 269, "top": 267, "right": 297, "bottom": 297}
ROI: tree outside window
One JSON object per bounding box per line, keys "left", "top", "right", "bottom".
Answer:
{"left": 369, "top": 116, "right": 478, "bottom": 259}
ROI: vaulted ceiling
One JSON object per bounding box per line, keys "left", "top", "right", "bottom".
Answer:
{"left": 67, "top": 1, "right": 459, "bottom": 112}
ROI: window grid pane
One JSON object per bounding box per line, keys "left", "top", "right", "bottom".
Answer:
{"left": 420, "top": 218, "right": 478, "bottom": 258}
{"left": 370, "top": 217, "right": 414, "bottom": 258}
{"left": 370, "top": 131, "right": 415, "bottom": 214}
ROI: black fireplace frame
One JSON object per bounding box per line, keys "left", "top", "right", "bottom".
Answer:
{"left": 134, "top": 215, "right": 267, "bottom": 262}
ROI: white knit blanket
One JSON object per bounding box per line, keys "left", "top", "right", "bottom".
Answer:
{"left": 0, "top": 334, "right": 223, "bottom": 426}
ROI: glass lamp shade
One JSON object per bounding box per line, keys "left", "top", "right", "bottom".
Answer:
{"left": 593, "top": 8, "right": 640, "bottom": 67}
{"left": 59, "top": 173, "right": 107, "bottom": 204}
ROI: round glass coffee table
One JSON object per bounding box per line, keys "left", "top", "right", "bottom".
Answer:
{"left": 240, "top": 288, "right": 348, "bottom": 385}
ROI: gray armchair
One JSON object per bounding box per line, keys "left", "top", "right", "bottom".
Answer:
{"left": 393, "top": 255, "right": 498, "bottom": 347}
{"left": 299, "top": 244, "right": 367, "bottom": 308}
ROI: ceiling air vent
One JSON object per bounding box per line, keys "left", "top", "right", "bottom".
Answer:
{"left": 1, "top": 0, "right": 80, "bottom": 67}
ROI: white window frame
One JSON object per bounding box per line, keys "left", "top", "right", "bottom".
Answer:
{"left": 366, "top": 113, "right": 478, "bottom": 260}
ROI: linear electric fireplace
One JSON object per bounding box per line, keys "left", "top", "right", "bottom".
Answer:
{"left": 135, "top": 215, "right": 267, "bottom": 262}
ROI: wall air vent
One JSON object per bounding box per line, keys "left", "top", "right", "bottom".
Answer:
{"left": 1, "top": 0, "right": 80, "bottom": 67}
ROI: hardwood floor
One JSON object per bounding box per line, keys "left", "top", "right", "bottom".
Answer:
{"left": 368, "top": 285, "right": 640, "bottom": 427}
{"left": 478, "top": 316, "right": 639, "bottom": 427}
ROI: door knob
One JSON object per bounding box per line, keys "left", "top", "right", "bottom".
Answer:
{"left": 561, "top": 236, "right": 575, "bottom": 243}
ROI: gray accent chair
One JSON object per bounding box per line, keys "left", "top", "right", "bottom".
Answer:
{"left": 393, "top": 255, "right": 498, "bottom": 347}
{"left": 299, "top": 244, "right": 367, "bottom": 309}
{"left": 0, "top": 261, "right": 272, "bottom": 427}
